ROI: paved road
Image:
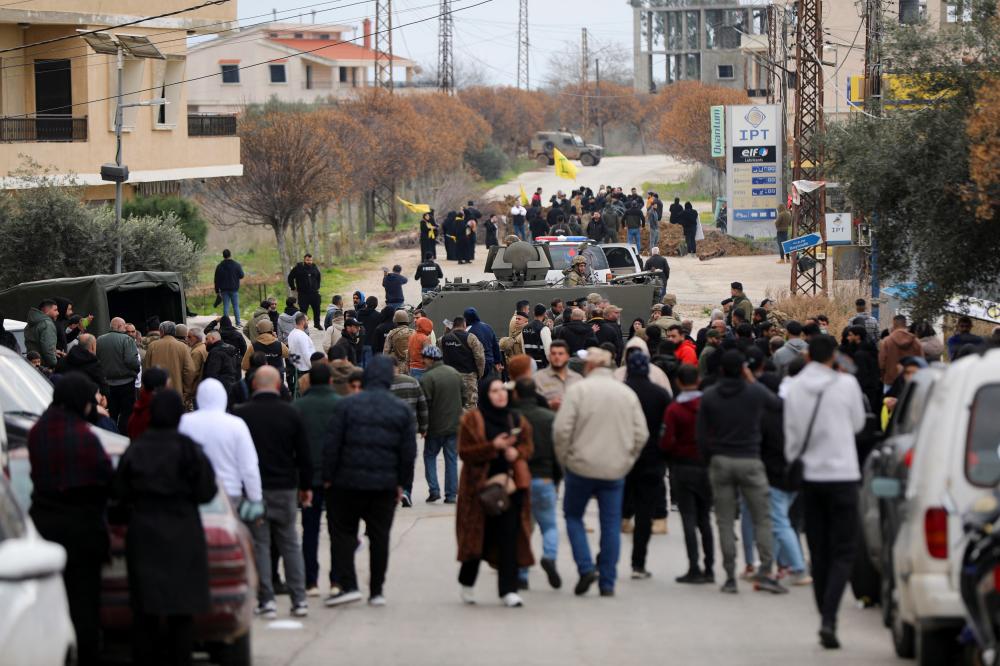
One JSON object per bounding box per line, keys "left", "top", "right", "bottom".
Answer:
{"left": 484, "top": 154, "right": 697, "bottom": 204}
{"left": 249, "top": 462, "right": 899, "bottom": 666}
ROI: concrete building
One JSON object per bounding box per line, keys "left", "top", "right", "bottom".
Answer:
{"left": 186, "top": 21, "right": 423, "bottom": 114}
{"left": 0, "top": 0, "right": 242, "bottom": 200}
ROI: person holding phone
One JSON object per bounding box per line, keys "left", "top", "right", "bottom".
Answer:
{"left": 455, "top": 376, "right": 534, "bottom": 608}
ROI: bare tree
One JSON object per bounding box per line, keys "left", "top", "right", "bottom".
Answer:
{"left": 543, "top": 39, "right": 633, "bottom": 90}
{"left": 208, "top": 109, "right": 332, "bottom": 282}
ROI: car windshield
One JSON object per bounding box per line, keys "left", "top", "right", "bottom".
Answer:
{"left": 604, "top": 247, "right": 636, "bottom": 269}
{"left": 573, "top": 134, "right": 585, "bottom": 147}
{"left": 548, "top": 245, "right": 609, "bottom": 271}
{"left": 0, "top": 353, "right": 52, "bottom": 418}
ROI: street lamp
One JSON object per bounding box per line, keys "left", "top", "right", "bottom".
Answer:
{"left": 80, "top": 31, "right": 165, "bottom": 274}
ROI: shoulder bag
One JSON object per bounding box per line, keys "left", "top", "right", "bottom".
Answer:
{"left": 785, "top": 381, "right": 834, "bottom": 491}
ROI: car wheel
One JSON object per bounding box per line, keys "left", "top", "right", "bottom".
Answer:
{"left": 915, "top": 624, "right": 959, "bottom": 666}
{"left": 592, "top": 158, "right": 601, "bottom": 166}
{"left": 217, "top": 631, "right": 252, "bottom": 666}
{"left": 580, "top": 153, "right": 596, "bottom": 167}
{"left": 536, "top": 154, "right": 551, "bottom": 167}
{"left": 850, "top": 522, "right": 881, "bottom": 606}
{"left": 880, "top": 561, "right": 894, "bottom": 628}
{"left": 892, "top": 601, "right": 916, "bottom": 658}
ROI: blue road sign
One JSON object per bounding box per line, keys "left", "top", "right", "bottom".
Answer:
{"left": 781, "top": 232, "right": 822, "bottom": 254}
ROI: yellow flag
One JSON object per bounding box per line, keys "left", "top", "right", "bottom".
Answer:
{"left": 518, "top": 183, "right": 529, "bottom": 206}
{"left": 553, "top": 148, "right": 578, "bottom": 181}
{"left": 397, "top": 197, "right": 430, "bottom": 214}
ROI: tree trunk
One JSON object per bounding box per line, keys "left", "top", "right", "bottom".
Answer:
{"left": 365, "top": 190, "right": 375, "bottom": 234}
{"left": 273, "top": 221, "right": 290, "bottom": 293}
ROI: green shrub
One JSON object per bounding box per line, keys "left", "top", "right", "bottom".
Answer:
{"left": 464, "top": 142, "right": 510, "bottom": 181}
{"left": 123, "top": 194, "right": 208, "bottom": 247}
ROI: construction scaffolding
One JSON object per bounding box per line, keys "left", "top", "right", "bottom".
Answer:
{"left": 790, "top": 0, "right": 827, "bottom": 295}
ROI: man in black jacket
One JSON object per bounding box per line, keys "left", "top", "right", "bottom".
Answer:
{"left": 696, "top": 350, "right": 785, "bottom": 595}
{"left": 203, "top": 331, "right": 240, "bottom": 395}
{"left": 287, "top": 254, "right": 323, "bottom": 330}
{"left": 214, "top": 249, "right": 245, "bottom": 326}
{"left": 356, "top": 295, "right": 380, "bottom": 367}
{"left": 555, "top": 308, "right": 599, "bottom": 355}
{"left": 414, "top": 253, "right": 444, "bottom": 293}
{"left": 234, "top": 366, "right": 313, "bottom": 618}
{"left": 589, "top": 308, "right": 623, "bottom": 365}
{"left": 323, "top": 356, "right": 416, "bottom": 607}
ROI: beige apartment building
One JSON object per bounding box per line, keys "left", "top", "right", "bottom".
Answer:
{"left": 186, "top": 21, "right": 423, "bottom": 115}
{"left": 0, "top": 0, "right": 242, "bottom": 200}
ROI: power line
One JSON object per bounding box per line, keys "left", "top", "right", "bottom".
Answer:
{"left": 17, "top": 0, "right": 496, "bottom": 118}
{"left": 0, "top": 0, "right": 231, "bottom": 54}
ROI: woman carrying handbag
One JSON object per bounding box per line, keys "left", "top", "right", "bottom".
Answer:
{"left": 455, "top": 376, "right": 535, "bottom": 607}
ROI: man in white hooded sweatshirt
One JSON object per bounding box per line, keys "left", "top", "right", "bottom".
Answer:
{"left": 180, "top": 378, "right": 263, "bottom": 511}
{"left": 783, "top": 334, "right": 866, "bottom": 650}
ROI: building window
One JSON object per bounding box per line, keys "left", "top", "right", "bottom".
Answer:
{"left": 268, "top": 32, "right": 278, "bottom": 37}
{"left": 154, "top": 57, "right": 185, "bottom": 127}
{"left": 787, "top": 71, "right": 798, "bottom": 89}
{"left": 220, "top": 64, "right": 239, "bottom": 84}
{"left": 293, "top": 32, "right": 304, "bottom": 39}
{"left": 339, "top": 66, "right": 350, "bottom": 83}
{"left": 751, "top": 8, "right": 768, "bottom": 35}
{"left": 319, "top": 33, "right": 331, "bottom": 40}
{"left": 717, "top": 64, "right": 734, "bottom": 79}
{"left": 686, "top": 53, "right": 700, "bottom": 80}
{"left": 705, "top": 9, "right": 746, "bottom": 49}
{"left": 269, "top": 64, "right": 287, "bottom": 83}
{"left": 666, "top": 11, "right": 681, "bottom": 50}
{"left": 685, "top": 11, "right": 700, "bottom": 50}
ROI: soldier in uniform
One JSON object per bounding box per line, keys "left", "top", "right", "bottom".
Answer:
{"left": 441, "top": 316, "right": 486, "bottom": 409}
{"left": 383, "top": 309, "right": 414, "bottom": 374}
{"left": 563, "top": 255, "right": 590, "bottom": 286}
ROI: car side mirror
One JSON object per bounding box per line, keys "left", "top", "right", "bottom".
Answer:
{"left": 0, "top": 539, "right": 66, "bottom": 581}
{"left": 872, "top": 477, "right": 902, "bottom": 499}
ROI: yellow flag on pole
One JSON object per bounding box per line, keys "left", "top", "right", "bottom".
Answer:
{"left": 397, "top": 197, "right": 431, "bottom": 214}
{"left": 553, "top": 148, "right": 578, "bottom": 181}
{"left": 518, "top": 183, "right": 529, "bottom": 206}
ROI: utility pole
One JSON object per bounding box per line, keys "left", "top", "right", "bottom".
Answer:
{"left": 581, "top": 27, "right": 589, "bottom": 135}
{"left": 596, "top": 58, "right": 605, "bottom": 147}
{"left": 437, "top": 0, "right": 454, "bottom": 94}
{"left": 790, "top": 0, "right": 827, "bottom": 295}
{"left": 517, "top": 0, "right": 529, "bottom": 89}
{"left": 864, "top": 0, "right": 885, "bottom": 319}
{"left": 766, "top": 5, "right": 778, "bottom": 104}
{"left": 369, "top": 0, "right": 397, "bottom": 231}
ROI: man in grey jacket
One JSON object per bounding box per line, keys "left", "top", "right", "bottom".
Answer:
{"left": 96, "top": 317, "right": 140, "bottom": 432}
{"left": 784, "top": 335, "right": 866, "bottom": 649}
{"left": 554, "top": 347, "right": 647, "bottom": 598}
{"left": 772, "top": 320, "right": 809, "bottom": 376}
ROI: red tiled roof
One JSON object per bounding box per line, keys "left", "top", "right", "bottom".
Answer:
{"left": 267, "top": 38, "right": 413, "bottom": 65}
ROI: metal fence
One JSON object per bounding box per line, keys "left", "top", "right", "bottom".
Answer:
{"left": 0, "top": 116, "right": 88, "bottom": 142}
{"left": 187, "top": 114, "right": 238, "bottom": 137}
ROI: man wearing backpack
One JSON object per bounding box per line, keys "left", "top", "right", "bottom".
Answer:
{"left": 242, "top": 319, "right": 288, "bottom": 374}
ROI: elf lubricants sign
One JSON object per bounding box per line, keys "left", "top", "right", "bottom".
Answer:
{"left": 726, "top": 105, "right": 783, "bottom": 238}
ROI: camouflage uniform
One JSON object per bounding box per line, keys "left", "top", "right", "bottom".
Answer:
{"left": 384, "top": 325, "right": 414, "bottom": 375}
{"left": 460, "top": 372, "right": 479, "bottom": 409}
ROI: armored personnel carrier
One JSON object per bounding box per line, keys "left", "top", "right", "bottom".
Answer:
{"left": 418, "top": 240, "right": 661, "bottom": 338}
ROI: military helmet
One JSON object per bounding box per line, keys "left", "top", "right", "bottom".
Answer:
{"left": 571, "top": 255, "right": 588, "bottom": 267}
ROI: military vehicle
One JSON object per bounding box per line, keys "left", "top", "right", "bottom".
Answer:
{"left": 418, "top": 240, "right": 661, "bottom": 338}
{"left": 530, "top": 131, "right": 603, "bottom": 167}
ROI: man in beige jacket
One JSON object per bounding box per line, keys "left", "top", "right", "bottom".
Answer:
{"left": 143, "top": 321, "right": 196, "bottom": 403}
{"left": 554, "top": 347, "right": 647, "bottom": 598}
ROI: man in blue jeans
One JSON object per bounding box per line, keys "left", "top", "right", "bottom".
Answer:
{"left": 417, "top": 346, "right": 464, "bottom": 503}
{"left": 513, "top": 379, "right": 562, "bottom": 590}
{"left": 554, "top": 347, "right": 647, "bottom": 597}
{"left": 213, "top": 249, "right": 244, "bottom": 325}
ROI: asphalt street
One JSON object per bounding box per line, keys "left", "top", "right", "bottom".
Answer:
{"left": 249, "top": 458, "right": 901, "bottom": 666}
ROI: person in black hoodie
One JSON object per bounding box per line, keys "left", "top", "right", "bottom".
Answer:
{"left": 323, "top": 355, "right": 417, "bottom": 606}
{"left": 697, "top": 349, "right": 785, "bottom": 594}
{"left": 681, "top": 202, "right": 700, "bottom": 254}
{"left": 357, "top": 295, "right": 381, "bottom": 367}
{"left": 234, "top": 366, "right": 312, "bottom": 618}
{"left": 205, "top": 315, "right": 247, "bottom": 358}
{"left": 55, "top": 333, "right": 107, "bottom": 396}
{"left": 287, "top": 255, "right": 323, "bottom": 330}
{"left": 555, "top": 308, "right": 599, "bottom": 355}
{"left": 203, "top": 331, "right": 241, "bottom": 395}
{"left": 372, "top": 305, "right": 397, "bottom": 359}
{"left": 841, "top": 325, "right": 883, "bottom": 420}
{"left": 668, "top": 197, "right": 684, "bottom": 225}
{"left": 624, "top": 352, "right": 672, "bottom": 579}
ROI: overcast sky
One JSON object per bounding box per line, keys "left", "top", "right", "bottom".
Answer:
{"left": 230, "top": 0, "right": 635, "bottom": 86}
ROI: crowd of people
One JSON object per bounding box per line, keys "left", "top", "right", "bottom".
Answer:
{"left": 13, "top": 185, "right": 1000, "bottom": 664}
{"left": 415, "top": 185, "right": 705, "bottom": 262}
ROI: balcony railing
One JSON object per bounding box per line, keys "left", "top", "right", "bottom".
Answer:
{"left": 0, "top": 116, "right": 88, "bottom": 143}
{"left": 187, "top": 114, "right": 238, "bottom": 137}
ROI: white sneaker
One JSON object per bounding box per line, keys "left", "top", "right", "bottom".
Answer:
{"left": 369, "top": 595, "right": 387, "bottom": 607}
{"left": 291, "top": 601, "right": 308, "bottom": 617}
{"left": 306, "top": 586, "right": 320, "bottom": 598}
{"left": 254, "top": 600, "right": 277, "bottom": 620}
{"left": 324, "top": 589, "right": 363, "bottom": 607}
{"left": 502, "top": 592, "right": 524, "bottom": 608}
{"left": 460, "top": 586, "right": 476, "bottom": 605}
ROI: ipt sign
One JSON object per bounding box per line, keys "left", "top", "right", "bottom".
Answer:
{"left": 726, "top": 104, "right": 783, "bottom": 238}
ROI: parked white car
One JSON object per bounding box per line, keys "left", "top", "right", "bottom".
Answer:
{"left": 533, "top": 237, "right": 612, "bottom": 285}
{"left": 876, "top": 349, "right": 1000, "bottom": 664}
{"left": 2, "top": 318, "right": 25, "bottom": 355}
{"left": 0, "top": 473, "right": 76, "bottom": 665}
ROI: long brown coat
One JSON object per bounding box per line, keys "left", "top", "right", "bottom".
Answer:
{"left": 455, "top": 409, "right": 535, "bottom": 568}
